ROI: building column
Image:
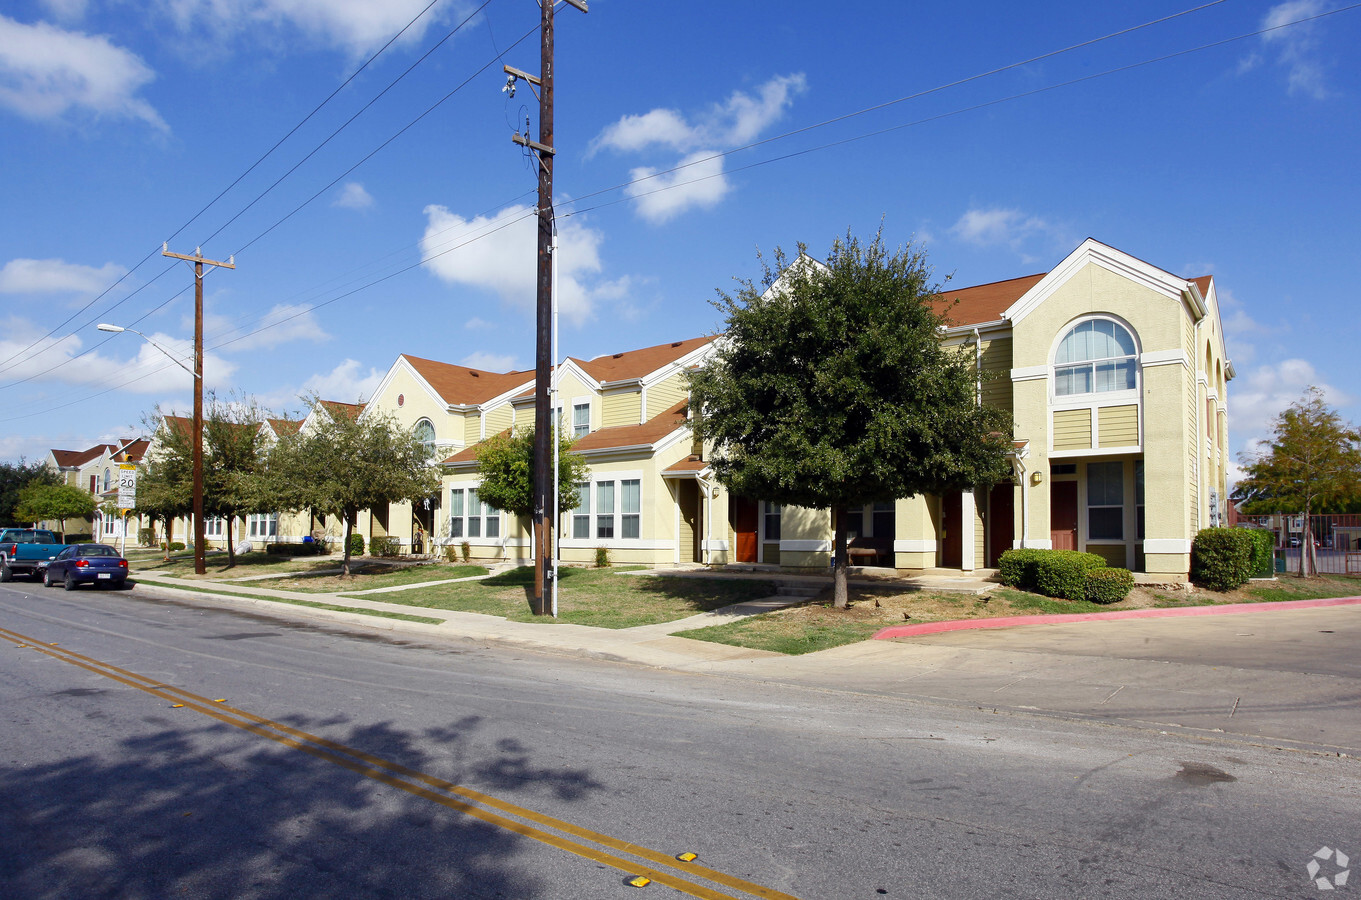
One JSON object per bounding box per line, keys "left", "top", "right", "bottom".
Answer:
{"left": 961, "top": 490, "right": 976, "bottom": 572}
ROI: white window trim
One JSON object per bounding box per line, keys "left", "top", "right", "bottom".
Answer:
{"left": 1049, "top": 314, "right": 1142, "bottom": 403}
{"left": 447, "top": 485, "right": 502, "bottom": 541}
{"left": 566, "top": 470, "right": 644, "bottom": 543}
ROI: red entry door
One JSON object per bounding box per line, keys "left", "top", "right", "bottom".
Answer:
{"left": 942, "top": 491, "right": 962, "bottom": 568}
{"left": 1050, "top": 481, "right": 1078, "bottom": 550}
{"left": 731, "top": 497, "right": 758, "bottom": 563}
{"left": 987, "top": 482, "right": 1015, "bottom": 567}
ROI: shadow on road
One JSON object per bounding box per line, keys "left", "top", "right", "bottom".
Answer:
{"left": 0, "top": 713, "right": 604, "bottom": 899}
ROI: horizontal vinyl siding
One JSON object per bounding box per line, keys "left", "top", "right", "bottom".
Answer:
{"left": 484, "top": 404, "right": 512, "bottom": 439}
{"left": 980, "top": 338, "right": 1013, "bottom": 414}
{"left": 602, "top": 391, "right": 642, "bottom": 428}
{"left": 1053, "top": 408, "right": 1092, "bottom": 451}
{"left": 463, "top": 412, "right": 481, "bottom": 444}
{"left": 647, "top": 372, "right": 689, "bottom": 419}
{"left": 1097, "top": 404, "right": 1139, "bottom": 448}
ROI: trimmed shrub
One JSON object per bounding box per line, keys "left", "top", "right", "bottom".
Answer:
{"left": 1084, "top": 567, "right": 1134, "bottom": 604}
{"left": 64, "top": 533, "right": 93, "bottom": 545}
{"left": 347, "top": 533, "right": 365, "bottom": 558}
{"left": 265, "top": 542, "right": 325, "bottom": 556}
{"left": 594, "top": 545, "right": 611, "bottom": 568}
{"left": 460, "top": 540, "right": 471, "bottom": 563}
{"left": 1033, "top": 550, "right": 1108, "bottom": 601}
{"left": 166, "top": 541, "right": 186, "bottom": 552}
{"left": 1191, "top": 527, "right": 1255, "bottom": 591}
{"left": 1245, "top": 528, "right": 1275, "bottom": 579}
{"left": 444, "top": 544, "right": 460, "bottom": 563}
{"left": 998, "top": 548, "right": 1046, "bottom": 591}
{"left": 369, "top": 536, "right": 401, "bottom": 558}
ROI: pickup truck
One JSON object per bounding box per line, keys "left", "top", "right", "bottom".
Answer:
{"left": 0, "top": 529, "right": 63, "bottom": 582}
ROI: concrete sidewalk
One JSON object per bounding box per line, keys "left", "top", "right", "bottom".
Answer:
{"left": 128, "top": 569, "right": 1361, "bottom": 756}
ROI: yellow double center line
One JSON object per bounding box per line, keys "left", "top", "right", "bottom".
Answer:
{"left": 1, "top": 625, "right": 800, "bottom": 900}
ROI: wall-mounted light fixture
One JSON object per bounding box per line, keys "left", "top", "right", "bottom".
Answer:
{"left": 1031, "top": 471, "right": 1044, "bottom": 486}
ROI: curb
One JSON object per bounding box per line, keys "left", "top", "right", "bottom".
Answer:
{"left": 872, "top": 595, "right": 1361, "bottom": 640}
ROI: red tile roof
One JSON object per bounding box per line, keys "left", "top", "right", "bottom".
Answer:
{"left": 1188, "top": 275, "right": 1213, "bottom": 297}
{"left": 571, "top": 400, "right": 690, "bottom": 453}
{"left": 572, "top": 336, "right": 715, "bottom": 384}
{"left": 115, "top": 439, "right": 149, "bottom": 462}
{"left": 934, "top": 273, "right": 1047, "bottom": 327}
{"left": 403, "top": 355, "right": 534, "bottom": 406}
{"left": 266, "top": 418, "right": 302, "bottom": 435}
{"left": 50, "top": 444, "right": 113, "bottom": 468}
{"left": 662, "top": 456, "right": 709, "bottom": 474}
{"left": 320, "top": 400, "right": 363, "bottom": 420}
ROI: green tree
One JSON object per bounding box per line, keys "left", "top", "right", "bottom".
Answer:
{"left": 268, "top": 398, "right": 440, "bottom": 576}
{"left": 13, "top": 483, "right": 96, "bottom": 538}
{"left": 474, "top": 426, "right": 589, "bottom": 524}
{"left": 201, "top": 394, "right": 273, "bottom": 566}
{"left": 135, "top": 421, "right": 194, "bottom": 559}
{"left": 0, "top": 459, "right": 59, "bottom": 527}
{"left": 1234, "top": 387, "right": 1361, "bottom": 577}
{"left": 689, "top": 231, "right": 1013, "bottom": 607}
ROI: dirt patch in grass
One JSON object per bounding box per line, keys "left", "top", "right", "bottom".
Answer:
{"left": 260, "top": 563, "right": 488, "bottom": 593}
{"left": 350, "top": 566, "right": 777, "bottom": 628}
{"left": 678, "top": 574, "right": 1361, "bottom": 655}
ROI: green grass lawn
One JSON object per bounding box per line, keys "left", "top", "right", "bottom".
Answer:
{"left": 343, "top": 566, "right": 777, "bottom": 628}
{"left": 260, "top": 563, "right": 488, "bottom": 593}
{"left": 135, "top": 550, "right": 340, "bottom": 579}
{"left": 679, "top": 615, "right": 884, "bottom": 655}
{"left": 133, "top": 581, "right": 443, "bottom": 625}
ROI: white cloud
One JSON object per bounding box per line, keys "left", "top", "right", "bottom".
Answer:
{"left": 463, "top": 316, "right": 494, "bottom": 330}
{"left": 0, "top": 314, "right": 234, "bottom": 396}
{"left": 590, "top": 74, "right": 805, "bottom": 224}
{"left": 591, "top": 74, "right": 807, "bottom": 155}
{"left": 333, "top": 181, "right": 373, "bottom": 210}
{"left": 0, "top": 257, "right": 126, "bottom": 295}
{"left": 0, "top": 15, "right": 166, "bottom": 129}
{"left": 625, "top": 152, "right": 730, "bottom": 224}
{"left": 300, "top": 358, "right": 383, "bottom": 404}
{"left": 460, "top": 351, "right": 516, "bottom": 371}
{"left": 949, "top": 207, "right": 1069, "bottom": 262}
{"left": 40, "top": 0, "right": 89, "bottom": 22}
{"left": 159, "top": 0, "right": 458, "bottom": 57}
{"left": 420, "top": 204, "right": 606, "bottom": 326}
{"left": 1230, "top": 358, "right": 1352, "bottom": 458}
{"left": 1259, "top": 0, "right": 1331, "bottom": 99}
{"left": 203, "top": 303, "right": 331, "bottom": 351}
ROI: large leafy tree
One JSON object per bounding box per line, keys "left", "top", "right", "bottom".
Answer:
{"left": 135, "top": 450, "right": 192, "bottom": 559}
{"left": 474, "top": 427, "right": 589, "bottom": 525}
{"left": 268, "top": 399, "right": 440, "bottom": 576}
{"left": 13, "top": 483, "right": 96, "bottom": 538}
{"left": 0, "top": 459, "right": 58, "bottom": 527}
{"left": 690, "top": 231, "right": 1013, "bottom": 607}
{"left": 1234, "top": 387, "right": 1361, "bottom": 576}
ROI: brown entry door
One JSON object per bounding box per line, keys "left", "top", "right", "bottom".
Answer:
{"left": 731, "top": 497, "right": 758, "bottom": 563}
{"left": 1050, "top": 481, "right": 1078, "bottom": 550}
{"left": 987, "top": 483, "right": 1014, "bottom": 567}
{"left": 942, "top": 491, "right": 962, "bottom": 568}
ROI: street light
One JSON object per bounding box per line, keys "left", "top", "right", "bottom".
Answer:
{"left": 98, "top": 321, "right": 205, "bottom": 575}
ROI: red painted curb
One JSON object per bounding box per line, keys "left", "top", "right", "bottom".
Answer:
{"left": 872, "top": 596, "right": 1361, "bottom": 640}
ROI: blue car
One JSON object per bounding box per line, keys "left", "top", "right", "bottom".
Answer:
{"left": 42, "top": 544, "right": 129, "bottom": 590}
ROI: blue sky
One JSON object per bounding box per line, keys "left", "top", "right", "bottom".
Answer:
{"left": 2, "top": 0, "right": 1358, "bottom": 481}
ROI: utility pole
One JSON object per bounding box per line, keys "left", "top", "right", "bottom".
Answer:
{"left": 508, "top": 0, "right": 587, "bottom": 615}
{"left": 162, "top": 244, "right": 234, "bottom": 576}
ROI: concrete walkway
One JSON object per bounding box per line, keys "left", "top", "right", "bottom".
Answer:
{"left": 127, "top": 567, "right": 1361, "bottom": 755}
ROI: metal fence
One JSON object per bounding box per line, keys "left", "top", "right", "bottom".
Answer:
{"left": 1241, "top": 513, "right": 1361, "bottom": 576}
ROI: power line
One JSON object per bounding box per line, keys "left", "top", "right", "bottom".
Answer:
{"left": 0, "top": 0, "right": 453, "bottom": 376}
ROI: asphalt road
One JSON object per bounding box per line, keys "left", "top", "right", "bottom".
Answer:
{"left": 1, "top": 580, "right": 1358, "bottom": 899}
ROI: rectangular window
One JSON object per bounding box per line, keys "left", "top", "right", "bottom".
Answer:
{"left": 872, "top": 501, "right": 895, "bottom": 538}
{"left": 248, "top": 514, "right": 277, "bottom": 538}
{"left": 845, "top": 508, "right": 864, "bottom": 538}
{"left": 205, "top": 517, "right": 225, "bottom": 538}
{"left": 621, "top": 479, "right": 640, "bottom": 539}
{"left": 573, "top": 403, "right": 590, "bottom": 438}
{"left": 1135, "top": 460, "right": 1145, "bottom": 541}
{"left": 468, "top": 488, "right": 482, "bottom": 538}
{"left": 103, "top": 515, "right": 116, "bottom": 535}
{"left": 596, "top": 481, "right": 615, "bottom": 539}
{"left": 449, "top": 489, "right": 464, "bottom": 538}
{"left": 572, "top": 482, "right": 590, "bottom": 539}
{"left": 484, "top": 495, "right": 500, "bottom": 538}
{"left": 1087, "top": 461, "right": 1124, "bottom": 540}
{"left": 764, "top": 502, "right": 781, "bottom": 541}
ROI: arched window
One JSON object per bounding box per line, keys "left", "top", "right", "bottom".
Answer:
{"left": 412, "top": 419, "right": 436, "bottom": 458}
{"left": 1053, "top": 319, "right": 1138, "bottom": 396}
{"left": 103, "top": 468, "right": 111, "bottom": 492}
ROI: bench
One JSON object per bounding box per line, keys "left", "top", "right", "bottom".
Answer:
{"left": 845, "top": 536, "right": 893, "bottom": 568}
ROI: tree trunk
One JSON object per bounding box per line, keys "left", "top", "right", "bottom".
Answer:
{"left": 163, "top": 516, "right": 173, "bottom": 560}
{"left": 832, "top": 505, "right": 849, "bottom": 609}
{"left": 342, "top": 511, "right": 354, "bottom": 578}
{"left": 1300, "top": 501, "right": 1313, "bottom": 578}
{"left": 225, "top": 515, "right": 236, "bottom": 568}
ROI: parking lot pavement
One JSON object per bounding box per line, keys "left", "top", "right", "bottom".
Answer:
{"left": 715, "top": 604, "right": 1361, "bottom": 754}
